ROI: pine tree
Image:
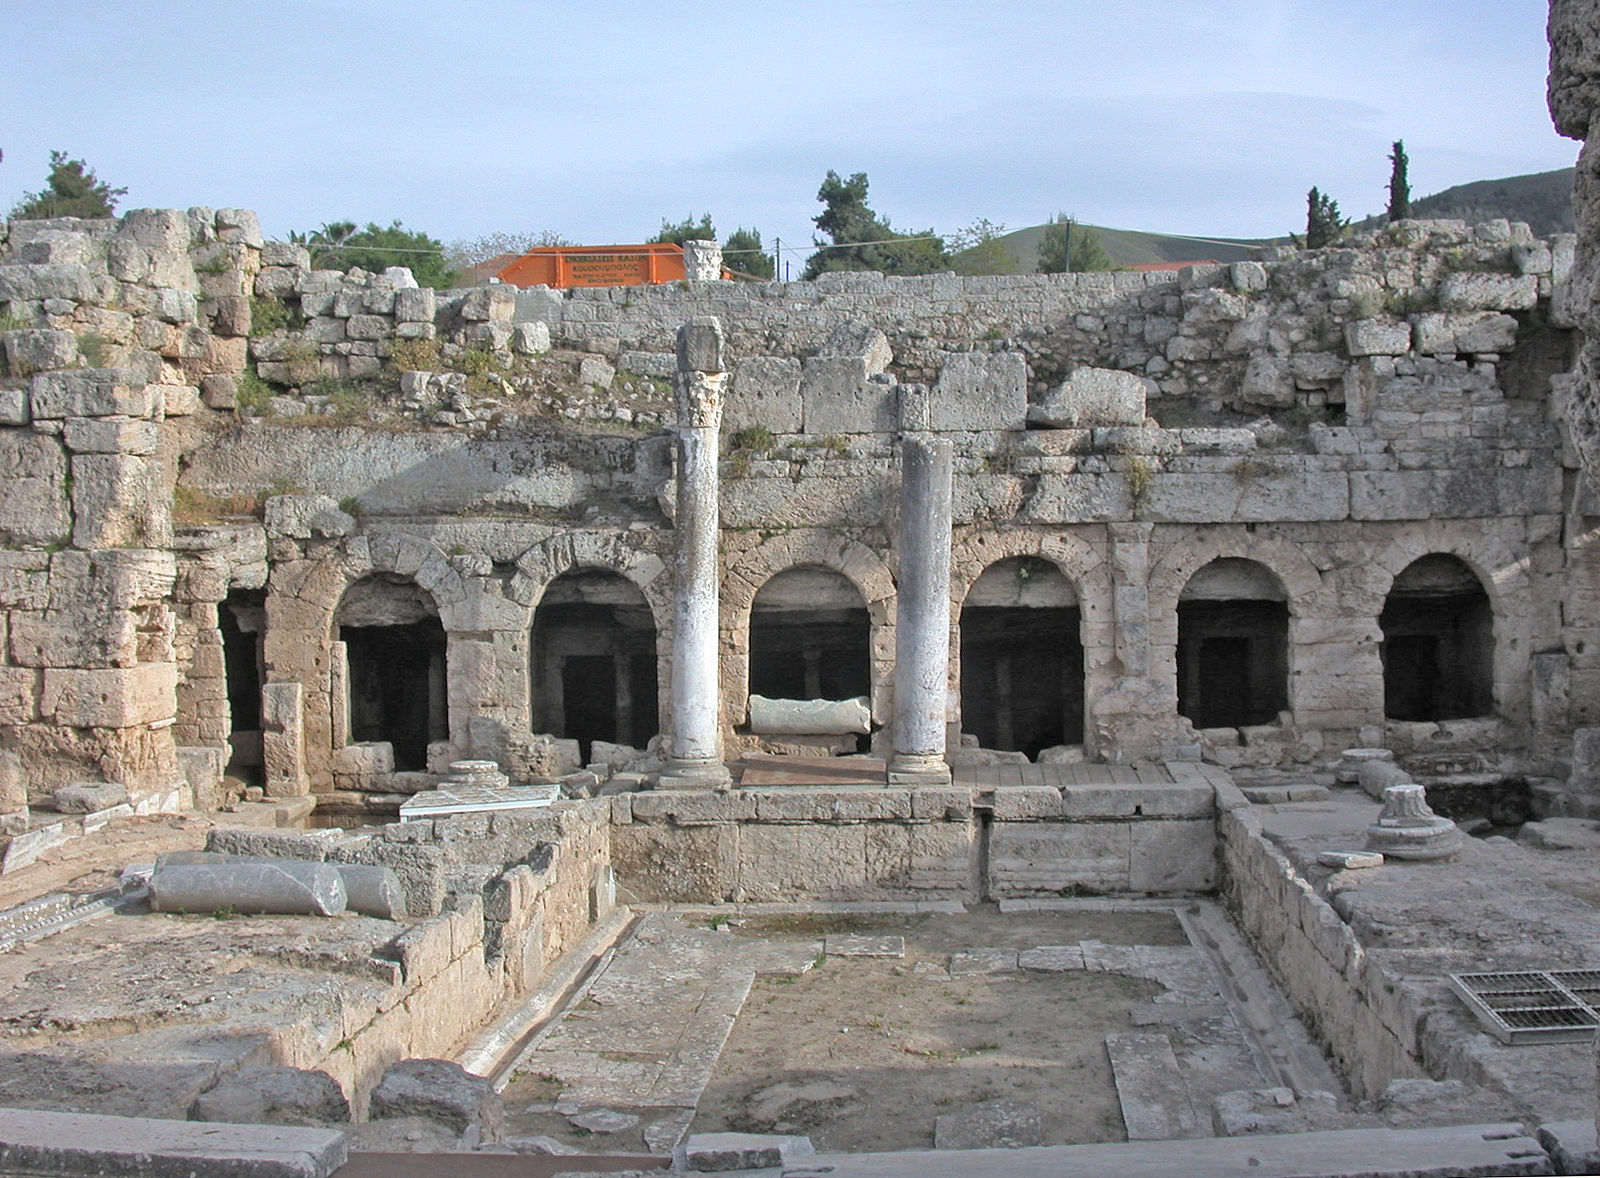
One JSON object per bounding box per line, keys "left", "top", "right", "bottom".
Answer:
{"left": 722, "top": 227, "right": 774, "bottom": 280}
{"left": 1387, "top": 140, "right": 1412, "bottom": 222}
{"left": 10, "top": 151, "right": 127, "bottom": 220}
{"left": 650, "top": 214, "right": 715, "bottom": 245}
{"left": 1038, "top": 214, "right": 1113, "bottom": 273}
{"left": 1305, "top": 187, "right": 1348, "bottom": 249}
{"left": 803, "top": 171, "right": 949, "bottom": 279}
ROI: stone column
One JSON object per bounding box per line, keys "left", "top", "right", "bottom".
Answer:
{"left": 661, "top": 317, "right": 732, "bottom": 790}
{"left": 889, "top": 435, "right": 954, "bottom": 785}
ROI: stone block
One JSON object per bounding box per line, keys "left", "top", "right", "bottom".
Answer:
{"left": 0, "top": 262, "right": 97, "bottom": 302}
{"left": 930, "top": 351, "right": 1027, "bottom": 431}
{"left": 1029, "top": 366, "right": 1148, "bottom": 428}
{"left": 369, "top": 1058, "right": 502, "bottom": 1140}
{"left": 1231, "top": 261, "right": 1268, "bottom": 293}
{"left": 262, "top": 681, "right": 307, "bottom": 798}
{"left": 345, "top": 314, "right": 389, "bottom": 341}
{"left": 0, "top": 1107, "right": 347, "bottom": 1177}
{"left": 2, "top": 328, "right": 77, "bottom": 376}
{"left": 1344, "top": 320, "right": 1411, "bottom": 356}
{"left": 460, "top": 285, "right": 515, "bottom": 323}
{"left": 30, "top": 368, "right": 152, "bottom": 418}
{"left": 71, "top": 452, "right": 168, "bottom": 549}
{"left": 1128, "top": 820, "right": 1216, "bottom": 890}
{"left": 751, "top": 789, "right": 911, "bottom": 822}
{"left": 54, "top": 781, "right": 129, "bottom": 813}
{"left": 1411, "top": 311, "right": 1519, "bottom": 355}
{"left": 727, "top": 356, "right": 802, "bottom": 434}
{"left": 683, "top": 1132, "right": 814, "bottom": 1171}
{"left": 817, "top": 317, "right": 892, "bottom": 373}
{"left": 0, "top": 388, "right": 27, "bottom": 425}
{"left": 800, "top": 357, "right": 894, "bottom": 434}
{"left": 989, "top": 787, "right": 1063, "bottom": 820}
{"left": 42, "top": 663, "right": 175, "bottom": 728}
{"left": 511, "top": 321, "right": 549, "bottom": 355}
{"left": 63, "top": 416, "right": 159, "bottom": 454}
{"left": 989, "top": 822, "right": 1130, "bottom": 895}
{"left": 1438, "top": 272, "right": 1539, "bottom": 312}
{"left": 190, "top": 1065, "right": 349, "bottom": 1127}
{"left": 0, "top": 435, "right": 68, "bottom": 546}
{"left": 394, "top": 286, "right": 436, "bottom": 323}
{"left": 735, "top": 824, "right": 871, "bottom": 899}
{"left": 1240, "top": 354, "right": 1294, "bottom": 406}
{"left": 0, "top": 669, "right": 41, "bottom": 725}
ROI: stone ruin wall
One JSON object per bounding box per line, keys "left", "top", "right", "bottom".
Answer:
{"left": 1, "top": 202, "right": 1598, "bottom": 822}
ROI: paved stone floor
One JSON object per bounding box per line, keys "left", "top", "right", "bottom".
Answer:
{"left": 497, "top": 900, "right": 1347, "bottom": 1157}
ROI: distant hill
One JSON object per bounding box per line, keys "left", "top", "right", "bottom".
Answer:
{"left": 987, "top": 167, "right": 1575, "bottom": 274}
{"left": 1404, "top": 168, "right": 1573, "bottom": 237}
{"left": 992, "top": 222, "right": 1270, "bottom": 272}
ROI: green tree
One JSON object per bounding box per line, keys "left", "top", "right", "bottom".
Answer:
{"left": 292, "top": 220, "right": 457, "bottom": 288}
{"left": 1304, "top": 187, "right": 1348, "bottom": 249}
{"left": 10, "top": 151, "right": 127, "bottom": 220}
{"left": 1387, "top": 140, "right": 1412, "bottom": 222}
{"left": 803, "top": 170, "right": 950, "bottom": 279}
{"left": 1038, "top": 213, "right": 1113, "bottom": 273}
{"left": 722, "top": 227, "right": 774, "bottom": 280}
{"left": 651, "top": 213, "right": 716, "bottom": 245}
{"left": 950, "top": 218, "right": 1020, "bottom": 276}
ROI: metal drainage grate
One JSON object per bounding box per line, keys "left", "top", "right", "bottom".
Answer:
{"left": 1449, "top": 971, "right": 1600, "bottom": 1044}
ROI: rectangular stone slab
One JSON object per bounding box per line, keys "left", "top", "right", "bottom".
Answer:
{"left": 0, "top": 1107, "right": 346, "bottom": 1177}
{"left": 1104, "top": 1032, "right": 1203, "bottom": 1141}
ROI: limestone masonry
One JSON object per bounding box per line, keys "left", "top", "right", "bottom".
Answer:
{"left": 0, "top": 200, "right": 1588, "bottom": 820}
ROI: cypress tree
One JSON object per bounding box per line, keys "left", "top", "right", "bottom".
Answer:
{"left": 1387, "top": 140, "right": 1412, "bottom": 222}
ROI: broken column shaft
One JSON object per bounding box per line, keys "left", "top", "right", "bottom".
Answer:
{"left": 889, "top": 434, "right": 954, "bottom": 785}
{"left": 662, "top": 317, "right": 731, "bottom": 790}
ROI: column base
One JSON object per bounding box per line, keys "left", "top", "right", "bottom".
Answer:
{"left": 657, "top": 757, "right": 732, "bottom": 791}
{"left": 886, "top": 753, "right": 952, "bottom": 786}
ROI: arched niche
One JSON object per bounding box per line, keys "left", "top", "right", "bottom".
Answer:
{"left": 334, "top": 573, "right": 446, "bottom": 771}
{"left": 1381, "top": 554, "right": 1493, "bottom": 721}
{"left": 959, "top": 556, "right": 1084, "bottom": 757}
{"left": 531, "top": 568, "right": 660, "bottom": 762}
{"left": 1177, "top": 557, "right": 1288, "bottom": 729}
{"left": 749, "top": 566, "right": 871, "bottom": 705}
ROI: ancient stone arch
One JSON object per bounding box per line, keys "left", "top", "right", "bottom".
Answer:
{"left": 721, "top": 533, "right": 896, "bottom": 729}
{"left": 950, "top": 528, "right": 1114, "bottom": 753}
{"left": 1147, "top": 532, "right": 1328, "bottom": 728}
{"left": 1361, "top": 529, "right": 1535, "bottom": 724}
{"left": 512, "top": 532, "right": 673, "bottom": 750}
{"left": 263, "top": 533, "right": 469, "bottom": 784}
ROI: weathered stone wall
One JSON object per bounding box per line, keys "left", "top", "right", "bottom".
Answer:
{"left": 3, "top": 202, "right": 1596, "bottom": 805}
{"left": 205, "top": 798, "right": 613, "bottom": 1111}
{"left": 0, "top": 210, "right": 266, "bottom": 803}
{"left": 608, "top": 781, "right": 1215, "bottom": 903}
{"left": 1215, "top": 774, "right": 1425, "bottom": 1098}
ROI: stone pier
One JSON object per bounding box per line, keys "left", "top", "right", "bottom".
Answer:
{"left": 888, "top": 434, "right": 954, "bottom": 786}
{"left": 661, "top": 318, "right": 732, "bottom": 790}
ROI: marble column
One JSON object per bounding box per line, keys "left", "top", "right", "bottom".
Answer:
{"left": 661, "top": 317, "right": 732, "bottom": 790}
{"left": 889, "top": 434, "right": 954, "bottom": 785}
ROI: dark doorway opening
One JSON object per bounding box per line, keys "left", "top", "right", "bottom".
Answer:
{"left": 1177, "top": 559, "right": 1289, "bottom": 730}
{"left": 1381, "top": 554, "right": 1493, "bottom": 721}
{"left": 220, "top": 588, "right": 265, "bottom": 783}
{"left": 532, "top": 570, "right": 659, "bottom": 763}
{"left": 749, "top": 567, "right": 871, "bottom": 703}
{"left": 960, "top": 557, "right": 1083, "bottom": 758}
{"left": 336, "top": 575, "right": 447, "bottom": 772}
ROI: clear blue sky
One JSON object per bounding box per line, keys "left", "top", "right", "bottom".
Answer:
{"left": 1, "top": 1, "right": 1578, "bottom": 255}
